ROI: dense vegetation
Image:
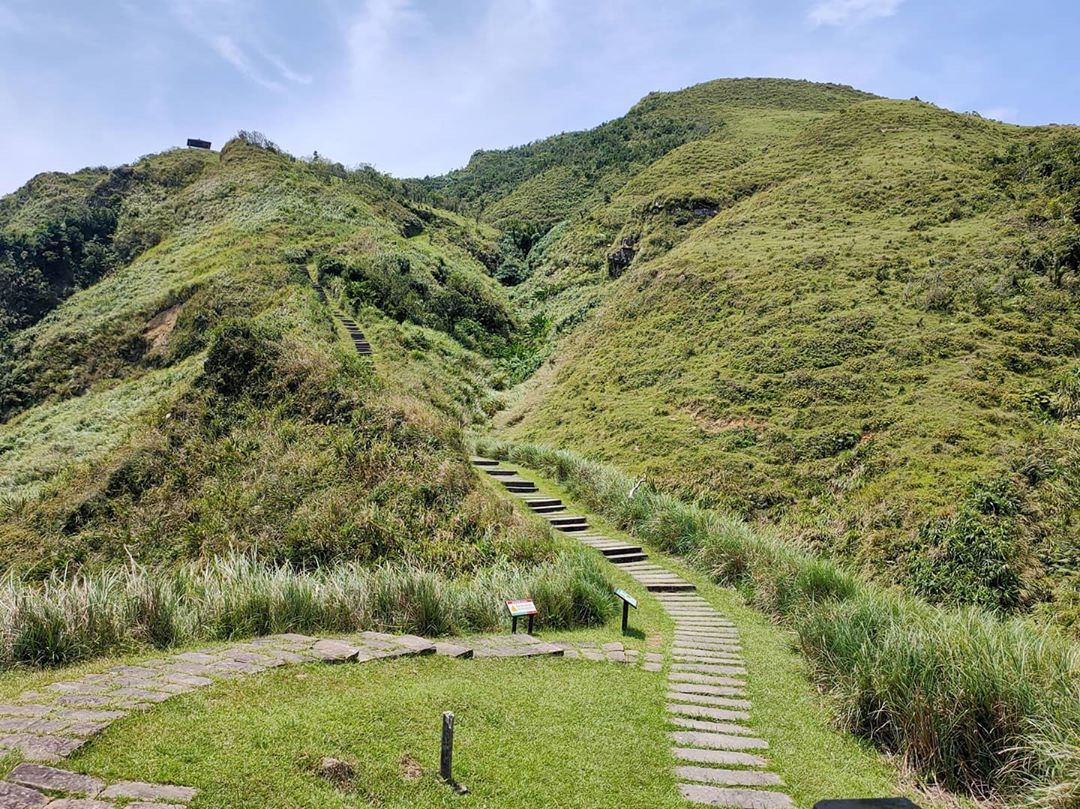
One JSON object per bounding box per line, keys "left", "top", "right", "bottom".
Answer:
{"left": 0, "top": 135, "right": 610, "bottom": 657}
{"left": 450, "top": 82, "right": 1080, "bottom": 633}
{"left": 480, "top": 439, "right": 1080, "bottom": 807}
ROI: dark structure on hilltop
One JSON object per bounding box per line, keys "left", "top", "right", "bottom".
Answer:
{"left": 186, "top": 138, "right": 211, "bottom": 149}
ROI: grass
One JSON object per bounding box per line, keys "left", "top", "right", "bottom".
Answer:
{"left": 0, "top": 551, "right": 613, "bottom": 670}
{"left": 492, "top": 90, "right": 1080, "bottom": 628}
{"left": 471, "top": 456, "right": 935, "bottom": 808}
{"left": 63, "top": 655, "right": 682, "bottom": 809}
{"left": 479, "top": 439, "right": 1080, "bottom": 806}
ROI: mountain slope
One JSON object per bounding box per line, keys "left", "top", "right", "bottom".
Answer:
{"left": 0, "top": 136, "right": 546, "bottom": 576}
{"left": 490, "top": 93, "right": 1080, "bottom": 623}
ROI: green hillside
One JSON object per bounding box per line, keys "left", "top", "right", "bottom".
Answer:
{"left": 448, "top": 86, "right": 1080, "bottom": 630}
{"left": 0, "top": 135, "right": 559, "bottom": 580}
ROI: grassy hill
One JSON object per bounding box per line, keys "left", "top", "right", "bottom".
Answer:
{"left": 0, "top": 135, "right": 568, "bottom": 584}
{"left": 422, "top": 81, "right": 1080, "bottom": 630}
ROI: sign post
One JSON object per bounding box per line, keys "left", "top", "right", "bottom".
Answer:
{"left": 614, "top": 588, "right": 638, "bottom": 633}
{"left": 505, "top": 599, "right": 538, "bottom": 634}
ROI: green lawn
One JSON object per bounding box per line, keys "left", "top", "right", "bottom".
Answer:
{"left": 65, "top": 655, "right": 683, "bottom": 809}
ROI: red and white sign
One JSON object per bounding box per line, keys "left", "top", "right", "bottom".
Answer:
{"left": 505, "top": 599, "right": 537, "bottom": 617}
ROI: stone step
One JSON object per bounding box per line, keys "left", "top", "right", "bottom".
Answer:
{"left": 668, "top": 682, "right": 746, "bottom": 698}
{"left": 547, "top": 515, "right": 588, "bottom": 525}
{"left": 599, "top": 545, "right": 642, "bottom": 556}
{"left": 676, "top": 767, "right": 784, "bottom": 787}
{"left": 668, "top": 672, "right": 746, "bottom": 688}
{"left": 672, "top": 748, "right": 768, "bottom": 768}
{"left": 471, "top": 457, "right": 499, "bottom": 466}
{"left": 529, "top": 505, "right": 566, "bottom": 514}
{"left": 668, "top": 704, "right": 750, "bottom": 723}
{"left": 678, "top": 784, "right": 793, "bottom": 808}
{"left": 672, "top": 663, "right": 747, "bottom": 677}
{"left": 644, "top": 582, "right": 696, "bottom": 593}
{"left": 556, "top": 524, "right": 590, "bottom": 533}
{"left": 667, "top": 692, "right": 752, "bottom": 710}
{"left": 673, "top": 654, "right": 744, "bottom": 666}
{"left": 606, "top": 551, "right": 649, "bottom": 564}
{"left": 524, "top": 497, "right": 561, "bottom": 507}
{"left": 668, "top": 717, "right": 756, "bottom": 735}
{"left": 670, "top": 731, "right": 765, "bottom": 750}
{"left": 484, "top": 469, "right": 517, "bottom": 477}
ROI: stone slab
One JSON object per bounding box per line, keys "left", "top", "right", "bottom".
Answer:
{"left": 0, "top": 734, "right": 86, "bottom": 762}
{"left": 101, "top": 781, "right": 197, "bottom": 803}
{"left": 311, "top": 639, "right": 360, "bottom": 663}
{"left": 0, "top": 782, "right": 50, "bottom": 809}
{"left": 44, "top": 801, "right": 114, "bottom": 809}
{"left": 8, "top": 764, "right": 104, "bottom": 797}
{"left": 670, "top": 731, "right": 767, "bottom": 750}
{"left": 672, "top": 663, "right": 747, "bottom": 676}
{"left": 668, "top": 703, "right": 750, "bottom": 722}
{"left": 433, "top": 642, "right": 474, "bottom": 659}
{"left": 669, "top": 682, "right": 746, "bottom": 698}
{"left": 669, "top": 717, "right": 756, "bottom": 735}
{"left": 669, "top": 672, "right": 745, "bottom": 688}
{"left": 676, "top": 767, "right": 784, "bottom": 786}
{"left": 678, "top": 784, "right": 793, "bottom": 808}
{"left": 667, "top": 692, "right": 752, "bottom": 710}
{"left": 672, "top": 748, "right": 768, "bottom": 767}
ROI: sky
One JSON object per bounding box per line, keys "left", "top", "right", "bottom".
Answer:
{"left": 0, "top": 0, "right": 1077, "bottom": 194}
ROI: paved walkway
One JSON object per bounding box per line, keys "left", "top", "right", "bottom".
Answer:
{"left": 474, "top": 456, "right": 796, "bottom": 809}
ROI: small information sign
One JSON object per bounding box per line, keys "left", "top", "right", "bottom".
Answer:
{"left": 614, "top": 588, "right": 638, "bottom": 632}
{"left": 505, "top": 599, "right": 538, "bottom": 634}
{"left": 506, "top": 599, "right": 537, "bottom": 617}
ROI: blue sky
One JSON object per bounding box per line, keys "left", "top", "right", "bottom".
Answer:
{"left": 0, "top": 0, "right": 1077, "bottom": 194}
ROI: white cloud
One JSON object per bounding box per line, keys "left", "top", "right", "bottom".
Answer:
{"left": 808, "top": 0, "right": 904, "bottom": 26}
{"left": 170, "top": 0, "right": 309, "bottom": 92}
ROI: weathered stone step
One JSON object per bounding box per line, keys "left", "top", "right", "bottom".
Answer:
{"left": 668, "top": 702, "right": 750, "bottom": 722}
{"left": 672, "top": 642, "right": 743, "bottom": 655}
{"left": 643, "top": 581, "right": 697, "bottom": 593}
{"left": 669, "top": 717, "right": 756, "bottom": 735}
{"left": 676, "top": 766, "right": 784, "bottom": 787}
{"left": 672, "top": 663, "right": 747, "bottom": 677}
{"left": 678, "top": 784, "right": 793, "bottom": 808}
{"left": 502, "top": 482, "right": 538, "bottom": 492}
{"left": 673, "top": 653, "right": 744, "bottom": 666}
{"left": 672, "top": 748, "right": 768, "bottom": 768}
{"left": 547, "top": 515, "right": 588, "bottom": 526}
{"left": 607, "top": 552, "right": 648, "bottom": 564}
{"left": 668, "top": 672, "right": 746, "bottom": 688}
{"left": 484, "top": 469, "right": 517, "bottom": 477}
{"left": 471, "top": 457, "right": 499, "bottom": 466}
{"left": 529, "top": 505, "right": 566, "bottom": 514}
{"left": 668, "top": 682, "right": 746, "bottom": 698}
{"left": 670, "top": 730, "right": 765, "bottom": 750}
{"left": 599, "top": 544, "right": 642, "bottom": 556}
{"left": 667, "top": 692, "right": 752, "bottom": 710}
{"left": 524, "top": 497, "right": 561, "bottom": 506}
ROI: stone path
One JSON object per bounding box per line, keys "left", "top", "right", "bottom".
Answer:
{"left": 473, "top": 457, "right": 796, "bottom": 809}
{"left": 310, "top": 279, "right": 372, "bottom": 356}
{"left": 0, "top": 763, "right": 197, "bottom": 809}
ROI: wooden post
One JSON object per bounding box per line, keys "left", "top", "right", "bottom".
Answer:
{"left": 440, "top": 711, "right": 454, "bottom": 783}
{"left": 527, "top": 614, "right": 535, "bottom": 635}
{"left": 622, "top": 600, "right": 630, "bottom": 633}
{"left": 511, "top": 615, "right": 519, "bottom": 634}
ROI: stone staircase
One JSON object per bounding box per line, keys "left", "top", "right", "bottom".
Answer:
{"left": 339, "top": 315, "right": 372, "bottom": 355}
{"left": 472, "top": 456, "right": 796, "bottom": 809}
